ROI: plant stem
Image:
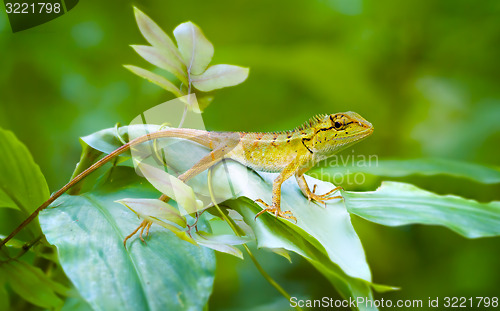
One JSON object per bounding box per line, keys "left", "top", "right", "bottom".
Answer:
{"left": 207, "top": 168, "right": 301, "bottom": 311}
{"left": 178, "top": 105, "right": 188, "bottom": 128}
{"left": 178, "top": 71, "right": 192, "bottom": 128}
{"left": 68, "top": 145, "right": 103, "bottom": 195}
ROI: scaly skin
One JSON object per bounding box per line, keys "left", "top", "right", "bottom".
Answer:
{"left": 226, "top": 111, "right": 374, "bottom": 220}
{"left": 167, "top": 111, "right": 373, "bottom": 222}
{"left": 0, "top": 112, "right": 373, "bottom": 249}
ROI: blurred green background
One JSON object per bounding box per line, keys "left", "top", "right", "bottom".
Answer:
{"left": 1, "top": 0, "right": 499, "bottom": 310}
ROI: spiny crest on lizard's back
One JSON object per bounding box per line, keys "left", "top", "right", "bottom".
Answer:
{"left": 269, "top": 114, "right": 328, "bottom": 134}
{"left": 294, "top": 114, "right": 328, "bottom": 131}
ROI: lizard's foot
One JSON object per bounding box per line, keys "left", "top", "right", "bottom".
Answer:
{"left": 123, "top": 219, "right": 153, "bottom": 249}
{"left": 307, "top": 185, "right": 344, "bottom": 207}
{"left": 254, "top": 199, "right": 297, "bottom": 223}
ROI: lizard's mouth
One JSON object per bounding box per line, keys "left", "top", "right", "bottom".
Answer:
{"left": 345, "top": 128, "right": 374, "bottom": 140}
{"left": 330, "top": 128, "right": 373, "bottom": 143}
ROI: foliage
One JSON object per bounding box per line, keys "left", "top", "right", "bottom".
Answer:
{"left": 72, "top": 124, "right": 500, "bottom": 310}
{"left": 39, "top": 167, "right": 215, "bottom": 311}
{"left": 0, "top": 128, "right": 69, "bottom": 310}
{"left": 344, "top": 181, "right": 500, "bottom": 238}
{"left": 1, "top": 2, "right": 500, "bottom": 311}
{"left": 0, "top": 128, "right": 49, "bottom": 231}
{"left": 312, "top": 158, "right": 500, "bottom": 184}
{"left": 125, "top": 8, "right": 249, "bottom": 111}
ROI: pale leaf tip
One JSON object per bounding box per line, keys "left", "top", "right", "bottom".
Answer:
{"left": 133, "top": 6, "right": 143, "bottom": 16}
{"left": 174, "top": 21, "right": 197, "bottom": 33}
{"left": 242, "top": 67, "right": 250, "bottom": 79}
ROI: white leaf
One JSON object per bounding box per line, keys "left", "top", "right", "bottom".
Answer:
{"left": 124, "top": 65, "right": 183, "bottom": 97}
{"left": 173, "top": 22, "right": 214, "bottom": 75}
{"left": 116, "top": 198, "right": 186, "bottom": 227}
{"left": 133, "top": 7, "right": 184, "bottom": 69}
{"left": 193, "top": 232, "right": 244, "bottom": 259}
{"left": 116, "top": 198, "right": 195, "bottom": 244}
{"left": 131, "top": 45, "right": 188, "bottom": 85}
{"left": 197, "top": 242, "right": 243, "bottom": 259}
{"left": 195, "top": 231, "right": 250, "bottom": 245}
{"left": 192, "top": 64, "right": 249, "bottom": 92}
{"left": 135, "top": 162, "right": 204, "bottom": 215}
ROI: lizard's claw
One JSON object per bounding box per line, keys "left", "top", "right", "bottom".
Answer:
{"left": 123, "top": 220, "right": 153, "bottom": 249}
{"left": 254, "top": 199, "right": 297, "bottom": 223}
{"left": 307, "top": 186, "right": 344, "bottom": 208}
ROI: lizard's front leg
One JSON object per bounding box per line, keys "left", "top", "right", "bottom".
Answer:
{"left": 254, "top": 155, "right": 309, "bottom": 222}
{"left": 254, "top": 178, "right": 296, "bottom": 222}
{"left": 295, "top": 173, "right": 343, "bottom": 207}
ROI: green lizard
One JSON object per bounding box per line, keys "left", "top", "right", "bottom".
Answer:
{"left": 0, "top": 111, "right": 373, "bottom": 248}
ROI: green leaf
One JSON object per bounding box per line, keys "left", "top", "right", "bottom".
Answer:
{"left": 196, "top": 95, "right": 214, "bottom": 112}
{"left": 3, "top": 260, "right": 69, "bottom": 309}
{"left": 344, "top": 181, "right": 500, "bottom": 238}
{"left": 0, "top": 128, "right": 49, "bottom": 215}
{"left": 173, "top": 22, "right": 214, "bottom": 75}
{"left": 61, "top": 295, "right": 94, "bottom": 311}
{"left": 124, "top": 65, "right": 183, "bottom": 97}
{"left": 200, "top": 162, "right": 372, "bottom": 282}
{"left": 311, "top": 158, "right": 500, "bottom": 184}
{"left": 39, "top": 166, "right": 215, "bottom": 311}
{"left": 131, "top": 45, "right": 188, "bottom": 85}
{"left": 74, "top": 126, "right": 387, "bottom": 308}
{"left": 68, "top": 140, "right": 105, "bottom": 195}
{"left": 133, "top": 7, "right": 185, "bottom": 68}
{"left": 0, "top": 128, "right": 50, "bottom": 240}
{"left": 136, "top": 138, "right": 380, "bottom": 307}
{"left": 0, "top": 273, "right": 8, "bottom": 311}
{"left": 230, "top": 199, "right": 378, "bottom": 311}
{"left": 192, "top": 64, "right": 249, "bottom": 92}
{"left": 0, "top": 234, "right": 25, "bottom": 248}
{"left": 268, "top": 247, "right": 292, "bottom": 262}
{"left": 0, "top": 246, "right": 9, "bottom": 260}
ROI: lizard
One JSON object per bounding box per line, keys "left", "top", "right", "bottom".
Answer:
{"left": 0, "top": 111, "right": 373, "bottom": 249}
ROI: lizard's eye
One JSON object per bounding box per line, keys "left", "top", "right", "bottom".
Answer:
{"left": 334, "top": 121, "right": 343, "bottom": 130}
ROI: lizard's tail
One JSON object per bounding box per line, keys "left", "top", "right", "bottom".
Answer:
{"left": 0, "top": 128, "right": 212, "bottom": 249}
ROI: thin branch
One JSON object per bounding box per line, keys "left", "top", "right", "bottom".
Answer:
{"left": 207, "top": 168, "right": 301, "bottom": 311}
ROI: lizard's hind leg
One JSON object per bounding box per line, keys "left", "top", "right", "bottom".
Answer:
{"left": 124, "top": 140, "right": 237, "bottom": 247}
{"left": 123, "top": 220, "right": 152, "bottom": 249}
{"left": 254, "top": 156, "right": 306, "bottom": 223}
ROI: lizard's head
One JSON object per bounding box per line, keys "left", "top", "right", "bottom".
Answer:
{"left": 309, "top": 111, "right": 374, "bottom": 155}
